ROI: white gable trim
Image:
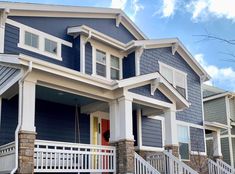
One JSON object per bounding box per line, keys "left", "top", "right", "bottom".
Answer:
{"left": 0, "top": 1, "right": 147, "bottom": 40}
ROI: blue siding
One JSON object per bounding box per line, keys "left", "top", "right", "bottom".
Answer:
{"left": 0, "top": 95, "right": 18, "bottom": 145}
{"left": 85, "top": 42, "right": 92, "bottom": 75}
{"left": 73, "top": 36, "right": 80, "bottom": 71}
{"left": 140, "top": 47, "right": 203, "bottom": 125}
{"left": 4, "top": 24, "right": 77, "bottom": 70}
{"left": 190, "top": 127, "right": 205, "bottom": 152}
{"left": 123, "top": 52, "right": 135, "bottom": 78}
{"left": 129, "top": 85, "right": 172, "bottom": 103}
{"left": 35, "top": 99, "right": 90, "bottom": 144}
{"left": 8, "top": 17, "right": 136, "bottom": 43}
{"left": 142, "top": 116, "right": 162, "bottom": 148}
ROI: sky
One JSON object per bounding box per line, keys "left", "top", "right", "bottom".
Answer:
{"left": 2, "top": 0, "right": 235, "bottom": 91}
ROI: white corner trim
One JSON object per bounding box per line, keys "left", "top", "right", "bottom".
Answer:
{"left": 0, "top": 9, "right": 9, "bottom": 53}
{"left": 6, "top": 18, "right": 72, "bottom": 61}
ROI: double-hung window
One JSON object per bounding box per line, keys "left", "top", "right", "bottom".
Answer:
{"left": 159, "top": 62, "right": 187, "bottom": 98}
{"left": 110, "top": 55, "right": 120, "bottom": 80}
{"left": 178, "top": 125, "right": 190, "bottom": 160}
{"left": 24, "top": 31, "right": 39, "bottom": 48}
{"left": 45, "top": 39, "right": 57, "bottom": 55}
{"left": 96, "top": 50, "right": 107, "bottom": 77}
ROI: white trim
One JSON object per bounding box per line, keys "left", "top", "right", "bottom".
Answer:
{"left": 80, "top": 35, "right": 86, "bottom": 73}
{"left": 6, "top": 19, "right": 72, "bottom": 61}
{"left": 137, "top": 109, "right": 142, "bottom": 149}
{"left": 1, "top": 1, "right": 147, "bottom": 40}
{"left": 0, "top": 9, "right": 9, "bottom": 53}
{"left": 203, "top": 92, "right": 230, "bottom": 102}
{"left": 190, "top": 151, "right": 207, "bottom": 156}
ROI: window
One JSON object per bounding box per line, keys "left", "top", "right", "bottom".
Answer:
{"left": 159, "top": 62, "right": 187, "bottom": 98}
{"left": 178, "top": 125, "right": 190, "bottom": 160}
{"left": 24, "top": 31, "right": 39, "bottom": 48}
{"left": 110, "top": 55, "right": 120, "bottom": 80}
{"left": 45, "top": 39, "right": 57, "bottom": 54}
{"left": 96, "top": 50, "right": 106, "bottom": 77}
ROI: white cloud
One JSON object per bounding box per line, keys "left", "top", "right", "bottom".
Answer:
{"left": 110, "top": 0, "right": 144, "bottom": 21}
{"left": 195, "top": 54, "right": 235, "bottom": 90}
{"left": 111, "top": 0, "right": 127, "bottom": 9}
{"left": 187, "top": 0, "right": 235, "bottom": 21}
{"left": 157, "top": 0, "right": 176, "bottom": 17}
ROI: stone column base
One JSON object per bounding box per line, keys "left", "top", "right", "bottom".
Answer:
{"left": 110, "top": 139, "right": 135, "bottom": 174}
{"left": 17, "top": 131, "right": 36, "bottom": 174}
{"left": 185, "top": 154, "right": 208, "bottom": 174}
{"left": 165, "top": 145, "right": 179, "bottom": 158}
{"left": 213, "top": 155, "right": 223, "bottom": 160}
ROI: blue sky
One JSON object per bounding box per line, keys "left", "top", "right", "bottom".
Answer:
{"left": 3, "top": 0, "right": 235, "bottom": 91}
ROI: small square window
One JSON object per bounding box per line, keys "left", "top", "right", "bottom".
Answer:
{"left": 24, "top": 31, "right": 39, "bottom": 48}
{"left": 45, "top": 39, "right": 57, "bottom": 54}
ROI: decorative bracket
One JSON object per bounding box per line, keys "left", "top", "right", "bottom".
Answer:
{"left": 116, "top": 13, "right": 122, "bottom": 27}
{"left": 0, "top": 8, "right": 10, "bottom": 28}
{"left": 151, "top": 77, "right": 161, "bottom": 95}
{"left": 171, "top": 42, "right": 179, "bottom": 55}
{"left": 84, "top": 30, "right": 92, "bottom": 44}
{"left": 135, "top": 46, "right": 144, "bottom": 76}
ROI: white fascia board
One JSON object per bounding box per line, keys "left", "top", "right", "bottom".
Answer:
{"left": 67, "top": 25, "right": 135, "bottom": 51}
{"left": 204, "top": 121, "right": 229, "bottom": 130}
{"left": 0, "top": 2, "right": 146, "bottom": 40}
{"left": 134, "top": 38, "right": 211, "bottom": 81}
{"left": 18, "top": 54, "right": 116, "bottom": 90}
{"left": 0, "top": 54, "right": 20, "bottom": 64}
{"left": 203, "top": 92, "right": 230, "bottom": 102}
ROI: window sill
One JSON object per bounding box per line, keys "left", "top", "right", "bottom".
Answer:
{"left": 91, "top": 74, "right": 113, "bottom": 83}
{"left": 18, "top": 43, "right": 62, "bottom": 61}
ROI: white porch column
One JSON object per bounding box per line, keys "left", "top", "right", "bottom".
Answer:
{"left": 212, "top": 130, "right": 222, "bottom": 158}
{"left": 118, "top": 96, "right": 134, "bottom": 140}
{"left": 20, "top": 80, "right": 36, "bottom": 132}
{"left": 164, "top": 108, "right": 178, "bottom": 146}
{"left": 109, "top": 100, "right": 119, "bottom": 142}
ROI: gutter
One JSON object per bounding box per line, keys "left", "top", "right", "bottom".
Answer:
{"left": 11, "top": 61, "right": 32, "bottom": 174}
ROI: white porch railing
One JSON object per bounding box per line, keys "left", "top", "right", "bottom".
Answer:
{"left": 34, "top": 140, "right": 116, "bottom": 173}
{"left": 135, "top": 152, "right": 161, "bottom": 174}
{"left": 208, "top": 158, "right": 235, "bottom": 174}
{"left": 147, "top": 151, "right": 198, "bottom": 174}
{"left": 0, "top": 142, "right": 15, "bottom": 173}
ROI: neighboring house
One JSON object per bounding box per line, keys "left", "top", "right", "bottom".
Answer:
{"left": 203, "top": 84, "right": 235, "bottom": 167}
{"left": 0, "top": 2, "right": 211, "bottom": 174}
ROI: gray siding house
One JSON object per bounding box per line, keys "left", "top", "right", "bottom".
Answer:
{"left": 203, "top": 84, "right": 235, "bottom": 167}
{"left": 0, "top": 2, "right": 216, "bottom": 174}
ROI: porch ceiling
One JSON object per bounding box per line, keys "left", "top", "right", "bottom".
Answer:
{"left": 36, "top": 85, "right": 102, "bottom": 107}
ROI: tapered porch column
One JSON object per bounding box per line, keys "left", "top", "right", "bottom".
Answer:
{"left": 164, "top": 107, "right": 179, "bottom": 157}
{"left": 212, "top": 130, "right": 222, "bottom": 159}
{"left": 109, "top": 96, "right": 135, "bottom": 174}
{"left": 18, "top": 79, "right": 36, "bottom": 174}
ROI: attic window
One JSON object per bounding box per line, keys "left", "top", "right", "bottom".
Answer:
{"left": 159, "top": 62, "right": 188, "bottom": 98}
{"left": 45, "top": 39, "right": 57, "bottom": 55}
{"left": 24, "top": 31, "right": 39, "bottom": 49}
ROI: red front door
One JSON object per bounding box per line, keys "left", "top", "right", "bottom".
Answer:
{"left": 101, "top": 119, "right": 110, "bottom": 146}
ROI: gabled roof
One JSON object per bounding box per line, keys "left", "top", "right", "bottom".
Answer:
{"left": 0, "top": 1, "right": 147, "bottom": 40}
{"left": 134, "top": 38, "right": 211, "bottom": 81}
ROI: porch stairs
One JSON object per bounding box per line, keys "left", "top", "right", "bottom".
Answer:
{"left": 135, "top": 151, "right": 198, "bottom": 174}
{"left": 208, "top": 158, "right": 235, "bottom": 174}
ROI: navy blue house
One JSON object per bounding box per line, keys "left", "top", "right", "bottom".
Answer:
{"left": 0, "top": 2, "right": 211, "bottom": 174}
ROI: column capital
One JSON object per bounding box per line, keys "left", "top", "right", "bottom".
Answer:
{"left": 118, "top": 95, "right": 133, "bottom": 102}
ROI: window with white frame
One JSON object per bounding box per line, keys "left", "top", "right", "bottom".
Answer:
{"left": 24, "top": 31, "right": 39, "bottom": 49}
{"left": 45, "top": 38, "right": 57, "bottom": 55}
{"left": 96, "top": 50, "right": 107, "bottom": 77}
{"left": 159, "top": 62, "right": 187, "bottom": 98}
{"left": 110, "top": 55, "right": 120, "bottom": 80}
{"left": 178, "top": 125, "right": 190, "bottom": 160}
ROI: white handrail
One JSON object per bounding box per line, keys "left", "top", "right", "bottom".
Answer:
{"left": 147, "top": 150, "right": 198, "bottom": 174}
{"left": 208, "top": 158, "right": 235, "bottom": 174}
{"left": 134, "top": 152, "right": 160, "bottom": 174}
{"left": 0, "top": 142, "right": 16, "bottom": 172}
{"left": 34, "top": 140, "right": 116, "bottom": 173}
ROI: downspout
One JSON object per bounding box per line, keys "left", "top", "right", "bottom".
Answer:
{"left": 11, "top": 61, "right": 32, "bottom": 174}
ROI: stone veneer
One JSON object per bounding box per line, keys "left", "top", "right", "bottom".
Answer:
{"left": 165, "top": 145, "right": 179, "bottom": 157}
{"left": 185, "top": 154, "right": 208, "bottom": 174}
{"left": 17, "top": 131, "right": 36, "bottom": 174}
{"left": 110, "top": 139, "right": 135, "bottom": 174}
